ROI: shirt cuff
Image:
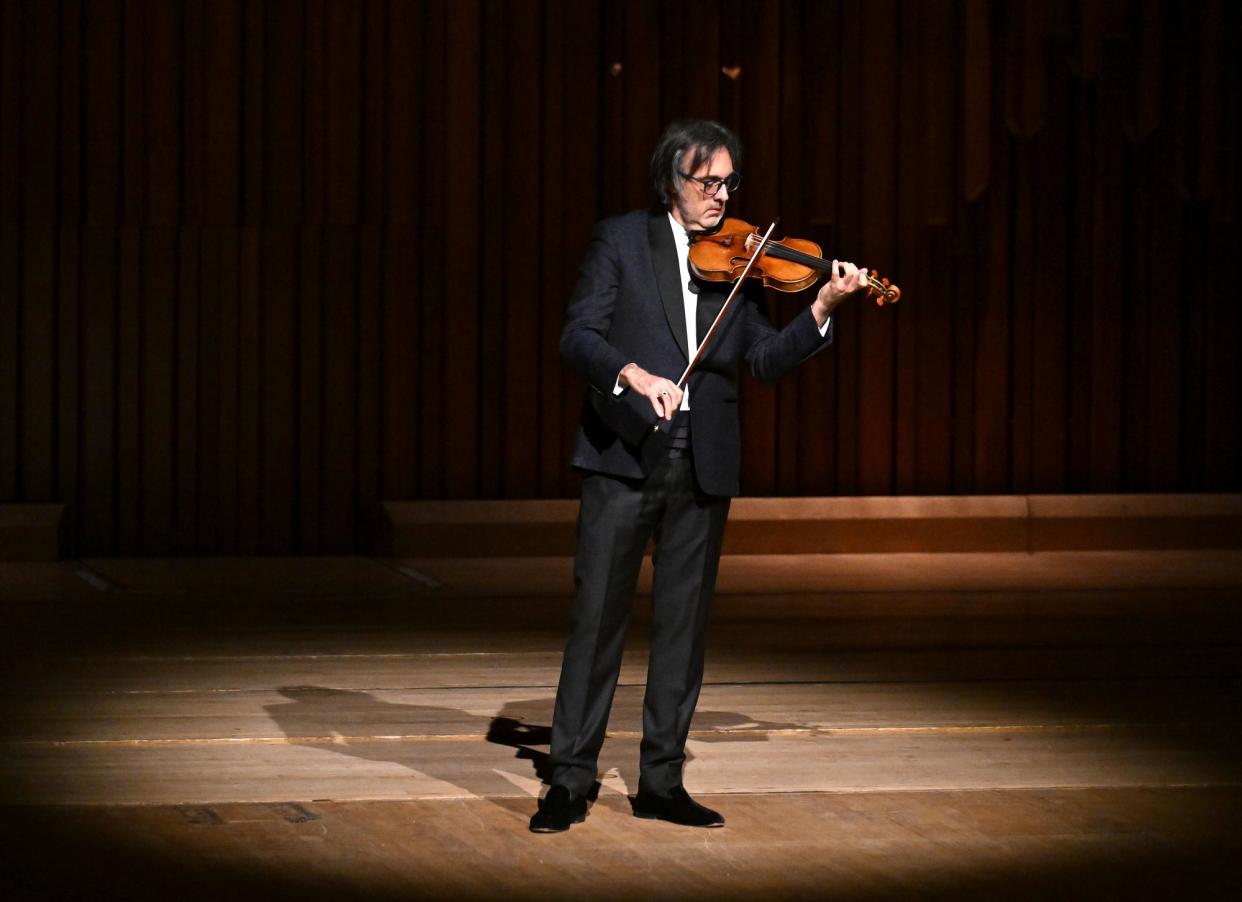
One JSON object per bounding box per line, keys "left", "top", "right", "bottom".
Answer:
{"left": 613, "top": 363, "right": 635, "bottom": 396}
{"left": 817, "top": 315, "right": 832, "bottom": 337}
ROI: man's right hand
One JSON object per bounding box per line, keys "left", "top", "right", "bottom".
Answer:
{"left": 619, "top": 363, "right": 682, "bottom": 421}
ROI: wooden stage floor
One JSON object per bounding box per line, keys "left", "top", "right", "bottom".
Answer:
{"left": 1, "top": 554, "right": 1241, "bottom": 899}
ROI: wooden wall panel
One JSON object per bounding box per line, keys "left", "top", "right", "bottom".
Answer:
{"left": 174, "top": 228, "right": 199, "bottom": 553}
{"left": 19, "top": 229, "right": 56, "bottom": 500}
{"left": 296, "top": 226, "right": 324, "bottom": 552}
{"left": 537, "top": 2, "right": 567, "bottom": 498}
{"left": 356, "top": 226, "right": 383, "bottom": 548}
{"left": 0, "top": 220, "right": 16, "bottom": 504}
{"left": 237, "top": 228, "right": 262, "bottom": 554}
{"left": 115, "top": 228, "right": 142, "bottom": 553}
{"left": 79, "top": 228, "right": 118, "bottom": 554}
{"left": 1030, "top": 56, "right": 1070, "bottom": 492}
{"left": 140, "top": 228, "right": 177, "bottom": 554}
{"left": 502, "top": 7, "right": 542, "bottom": 498}
{"left": 1, "top": 0, "right": 1238, "bottom": 556}
{"left": 57, "top": 229, "right": 82, "bottom": 551}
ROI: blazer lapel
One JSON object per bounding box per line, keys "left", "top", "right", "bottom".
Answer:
{"left": 647, "top": 209, "right": 690, "bottom": 362}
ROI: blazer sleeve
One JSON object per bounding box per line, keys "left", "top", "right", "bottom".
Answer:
{"left": 738, "top": 283, "right": 835, "bottom": 385}
{"left": 559, "top": 221, "right": 633, "bottom": 394}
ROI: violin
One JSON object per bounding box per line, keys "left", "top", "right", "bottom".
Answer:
{"left": 688, "top": 218, "right": 901, "bottom": 305}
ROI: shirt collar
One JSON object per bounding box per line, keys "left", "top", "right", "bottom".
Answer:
{"left": 667, "top": 211, "right": 691, "bottom": 255}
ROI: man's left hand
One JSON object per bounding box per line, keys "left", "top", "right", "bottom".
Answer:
{"left": 812, "top": 259, "right": 868, "bottom": 326}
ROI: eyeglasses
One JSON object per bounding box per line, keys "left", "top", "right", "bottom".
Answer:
{"left": 678, "top": 170, "right": 742, "bottom": 197}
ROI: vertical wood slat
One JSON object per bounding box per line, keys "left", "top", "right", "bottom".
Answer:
{"left": 622, "top": 2, "right": 660, "bottom": 212}
{"left": 260, "top": 228, "right": 298, "bottom": 552}
{"left": 1178, "top": 208, "right": 1208, "bottom": 490}
{"left": 417, "top": 0, "right": 445, "bottom": 498}
{"left": 962, "top": 0, "right": 991, "bottom": 202}
{"left": 1088, "top": 54, "right": 1127, "bottom": 491}
{"left": 380, "top": 0, "right": 421, "bottom": 502}
{"left": 1204, "top": 223, "right": 1242, "bottom": 488}
{"left": 1066, "top": 81, "right": 1095, "bottom": 492}
{"left": 356, "top": 226, "right": 382, "bottom": 543}
{"left": 537, "top": 1, "right": 567, "bottom": 497}
{"left": 83, "top": 0, "right": 122, "bottom": 226}
{"left": 891, "top": 1, "right": 918, "bottom": 496}
{"left": 80, "top": 228, "right": 118, "bottom": 553}
{"left": 952, "top": 205, "right": 977, "bottom": 493}
{"left": 830, "top": 0, "right": 864, "bottom": 496}
{"left": 241, "top": 0, "right": 265, "bottom": 226}
{"left": 302, "top": 0, "right": 326, "bottom": 226}
{"left": 913, "top": 0, "right": 954, "bottom": 494}
{"left": 204, "top": 0, "right": 241, "bottom": 226}
{"left": 381, "top": 226, "right": 418, "bottom": 500}
{"left": 442, "top": 0, "right": 480, "bottom": 497}
{"left": 599, "top": 1, "right": 626, "bottom": 217}
{"left": 140, "top": 228, "right": 177, "bottom": 553}
{"left": 21, "top": 0, "right": 59, "bottom": 224}
{"left": 0, "top": 0, "right": 20, "bottom": 229}
{"left": 325, "top": 0, "right": 361, "bottom": 225}
{"left": 321, "top": 226, "right": 357, "bottom": 550}
{"left": 1030, "top": 53, "right": 1070, "bottom": 492}
{"left": 59, "top": 0, "right": 84, "bottom": 227}
{"left": 175, "top": 228, "right": 199, "bottom": 553}
{"left": 215, "top": 228, "right": 240, "bottom": 553}
{"left": 556, "top": 0, "right": 599, "bottom": 497}
{"left": 20, "top": 228, "right": 57, "bottom": 500}
{"left": 116, "top": 227, "right": 142, "bottom": 553}
{"left": 855, "top": 0, "right": 898, "bottom": 496}
{"left": 265, "top": 0, "right": 304, "bottom": 224}
{"left": 0, "top": 219, "right": 17, "bottom": 502}
{"left": 798, "top": 0, "right": 839, "bottom": 496}
{"left": 974, "top": 115, "right": 1012, "bottom": 493}
{"left": 182, "top": 0, "right": 205, "bottom": 227}
{"left": 297, "top": 226, "right": 323, "bottom": 551}
{"left": 737, "top": 0, "right": 782, "bottom": 495}
{"left": 145, "top": 0, "right": 181, "bottom": 226}
{"left": 1123, "top": 135, "right": 1153, "bottom": 491}
{"left": 57, "top": 229, "right": 82, "bottom": 551}
{"left": 236, "top": 227, "right": 261, "bottom": 553}
{"left": 502, "top": 7, "right": 541, "bottom": 497}
{"left": 477, "top": 3, "right": 505, "bottom": 499}
{"left": 1009, "top": 143, "right": 1035, "bottom": 494}
{"left": 360, "top": 0, "right": 386, "bottom": 225}
{"left": 196, "top": 228, "right": 221, "bottom": 552}
{"left": 775, "top": 1, "right": 804, "bottom": 497}
{"left": 121, "top": 0, "right": 147, "bottom": 226}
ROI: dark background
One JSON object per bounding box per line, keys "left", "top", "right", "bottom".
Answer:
{"left": 0, "top": 0, "right": 1238, "bottom": 556}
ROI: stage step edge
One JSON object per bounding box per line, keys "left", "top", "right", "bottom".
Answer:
{"left": 377, "top": 494, "right": 1242, "bottom": 557}
{"left": 0, "top": 504, "right": 66, "bottom": 561}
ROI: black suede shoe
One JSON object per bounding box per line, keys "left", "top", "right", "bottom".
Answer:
{"left": 631, "top": 786, "right": 725, "bottom": 827}
{"left": 529, "top": 785, "right": 587, "bottom": 833}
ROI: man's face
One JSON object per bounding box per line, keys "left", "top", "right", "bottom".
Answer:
{"left": 669, "top": 146, "right": 734, "bottom": 233}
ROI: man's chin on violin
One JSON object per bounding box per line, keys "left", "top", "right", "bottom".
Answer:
{"left": 669, "top": 145, "right": 869, "bottom": 349}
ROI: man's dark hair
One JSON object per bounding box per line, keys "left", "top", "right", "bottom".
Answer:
{"left": 649, "top": 119, "right": 743, "bottom": 204}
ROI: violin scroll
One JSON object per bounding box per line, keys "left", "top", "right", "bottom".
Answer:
{"left": 865, "top": 272, "right": 901, "bottom": 306}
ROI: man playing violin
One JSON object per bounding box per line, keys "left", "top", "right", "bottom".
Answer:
{"left": 531, "top": 119, "right": 869, "bottom": 832}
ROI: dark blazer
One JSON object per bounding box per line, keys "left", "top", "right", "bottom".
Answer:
{"left": 560, "top": 207, "right": 833, "bottom": 497}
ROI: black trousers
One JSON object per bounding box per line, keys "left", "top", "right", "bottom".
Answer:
{"left": 548, "top": 451, "right": 731, "bottom": 797}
